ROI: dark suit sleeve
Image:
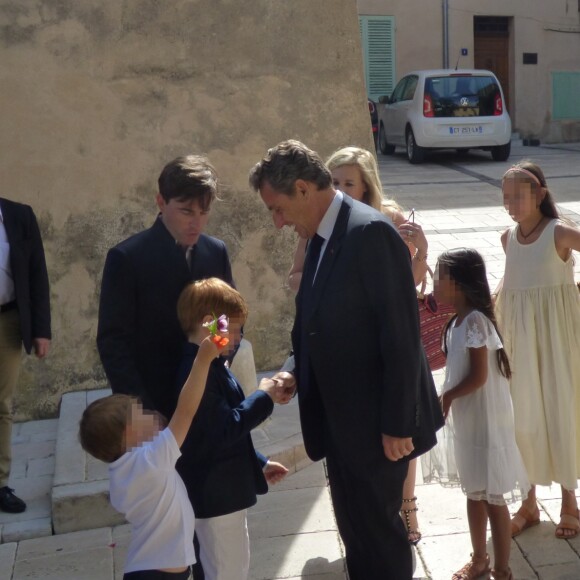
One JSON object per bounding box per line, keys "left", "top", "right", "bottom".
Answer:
{"left": 199, "top": 385, "right": 274, "bottom": 452}
{"left": 97, "top": 248, "right": 151, "bottom": 405}
{"left": 222, "top": 243, "right": 235, "bottom": 288}
{"left": 256, "top": 451, "right": 268, "bottom": 467}
{"left": 27, "top": 207, "right": 51, "bottom": 339}
{"left": 358, "top": 220, "right": 423, "bottom": 438}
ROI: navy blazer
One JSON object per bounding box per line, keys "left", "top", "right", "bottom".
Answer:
{"left": 292, "top": 195, "right": 443, "bottom": 468}
{"left": 174, "top": 342, "right": 273, "bottom": 518}
{"left": 97, "top": 217, "right": 234, "bottom": 419}
{"left": 0, "top": 198, "right": 51, "bottom": 353}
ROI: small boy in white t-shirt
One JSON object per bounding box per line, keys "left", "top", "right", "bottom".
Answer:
{"left": 79, "top": 329, "right": 226, "bottom": 580}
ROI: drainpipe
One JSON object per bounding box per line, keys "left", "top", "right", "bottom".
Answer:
{"left": 442, "top": 0, "right": 449, "bottom": 68}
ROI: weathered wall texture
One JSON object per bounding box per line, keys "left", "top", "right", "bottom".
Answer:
{"left": 0, "top": 0, "right": 372, "bottom": 419}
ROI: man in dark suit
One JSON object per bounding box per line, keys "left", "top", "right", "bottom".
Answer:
{"left": 0, "top": 198, "right": 51, "bottom": 513}
{"left": 249, "top": 141, "right": 442, "bottom": 579}
{"left": 97, "top": 155, "right": 235, "bottom": 420}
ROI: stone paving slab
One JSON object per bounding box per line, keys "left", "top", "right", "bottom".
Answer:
{"left": 0, "top": 420, "right": 56, "bottom": 544}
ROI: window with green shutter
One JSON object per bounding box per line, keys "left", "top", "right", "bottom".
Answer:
{"left": 359, "top": 15, "right": 396, "bottom": 102}
{"left": 552, "top": 72, "right": 580, "bottom": 120}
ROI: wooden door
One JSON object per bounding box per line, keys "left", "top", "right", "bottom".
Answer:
{"left": 474, "top": 36, "right": 510, "bottom": 114}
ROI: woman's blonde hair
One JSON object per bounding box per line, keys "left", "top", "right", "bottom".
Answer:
{"left": 326, "top": 147, "right": 384, "bottom": 210}
{"left": 326, "top": 147, "right": 403, "bottom": 217}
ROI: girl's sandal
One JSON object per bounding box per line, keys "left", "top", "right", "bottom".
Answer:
{"left": 452, "top": 553, "right": 491, "bottom": 580}
{"left": 490, "top": 568, "right": 513, "bottom": 580}
{"left": 400, "top": 496, "right": 422, "bottom": 545}
{"left": 511, "top": 504, "right": 540, "bottom": 537}
{"left": 555, "top": 508, "right": 580, "bottom": 539}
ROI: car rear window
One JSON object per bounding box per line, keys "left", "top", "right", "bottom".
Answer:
{"left": 425, "top": 75, "right": 501, "bottom": 117}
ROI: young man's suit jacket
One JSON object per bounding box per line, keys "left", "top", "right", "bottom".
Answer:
{"left": 0, "top": 198, "right": 51, "bottom": 353}
{"left": 97, "top": 217, "right": 233, "bottom": 419}
{"left": 292, "top": 195, "right": 442, "bottom": 470}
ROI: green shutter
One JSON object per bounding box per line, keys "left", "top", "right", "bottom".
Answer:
{"left": 552, "top": 71, "right": 580, "bottom": 120}
{"left": 359, "top": 15, "right": 396, "bottom": 102}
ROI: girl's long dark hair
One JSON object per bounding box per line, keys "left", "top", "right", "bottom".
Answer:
{"left": 440, "top": 248, "right": 511, "bottom": 379}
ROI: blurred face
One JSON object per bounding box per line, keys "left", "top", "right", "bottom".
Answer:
{"left": 222, "top": 316, "right": 244, "bottom": 355}
{"left": 331, "top": 164, "right": 367, "bottom": 202}
{"left": 502, "top": 177, "right": 541, "bottom": 223}
{"left": 156, "top": 195, "right": 210, "bottom": 248}
{"left": 433, "top": 263, "right": 460, "bottom": 306}
{"left": 259, "top": 180, "right": 318, "bottom": 239}
{"left": 127, "top": 402, "right": 162, "bottom": 449}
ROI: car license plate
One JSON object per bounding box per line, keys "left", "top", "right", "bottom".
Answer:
{"left": 449, "top": 126, "right": 483, "bottom": 135}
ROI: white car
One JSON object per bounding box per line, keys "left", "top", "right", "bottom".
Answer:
{"left": 377, "top": 69, "right": 512, "bottom": 163}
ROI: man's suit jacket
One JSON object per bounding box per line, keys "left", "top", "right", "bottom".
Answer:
{"left": 173, "top": 343, "right": 273, "bottom": 519}
{"left": 0, "top": 198, "right": 51, "bottom": 354}
{"left": 292, "top": 195, "right": 443, "bottom": 469}
{"left": 97, "top": 217, "right": 234, "bottom": 419}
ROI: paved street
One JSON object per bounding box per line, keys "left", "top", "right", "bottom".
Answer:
{"left": 1, "top": 141, "right": 580, "bottom": 578}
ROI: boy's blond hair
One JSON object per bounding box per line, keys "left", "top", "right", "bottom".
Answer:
{"left": 79, "top": 394, "right": 135, "bottom": 463}
{"left": 177, "top": 277, "right": 248, "bottom": 336}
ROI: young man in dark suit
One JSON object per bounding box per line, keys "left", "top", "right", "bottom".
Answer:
{"left": 250, "top": 141, "right": 443, "bottom": 580}
{"left": 97, "top": 155, "right": 235, "bottom": 421}
{"left": 0, "top": 198, "right": 51, "bottom": 513}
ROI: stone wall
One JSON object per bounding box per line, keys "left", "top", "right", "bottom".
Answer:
{"left": 0, "top": 0, "right": 373, "bottom": 419}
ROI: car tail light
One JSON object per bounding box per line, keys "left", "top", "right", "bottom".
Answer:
{"left": 423, "top": 94, "right": 434, "bottom": 117}
{"left": 494, "top": 93, "right": 503, "bottom": 115}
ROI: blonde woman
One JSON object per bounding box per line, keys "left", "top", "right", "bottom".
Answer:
{"left": 286, "top": 146, "right": 428, "bottom": 544}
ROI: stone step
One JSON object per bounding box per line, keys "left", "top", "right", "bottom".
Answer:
{"left": 51, "top": 374, "right": 306, "bottom": 535}
{"left": 52, "top": 389, "right": 125, "bottom": 535}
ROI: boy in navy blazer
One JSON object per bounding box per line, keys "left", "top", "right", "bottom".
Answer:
{"left": 174, "top": 277, "right": 294, "bottom": 580}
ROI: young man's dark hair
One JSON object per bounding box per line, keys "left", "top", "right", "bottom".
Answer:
{"left": 158, "top": 155, "right": 219, "bottom": 210}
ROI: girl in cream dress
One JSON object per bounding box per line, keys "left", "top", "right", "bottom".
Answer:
{"left": 496, "top": 162, "right": 580, "bottom": 540}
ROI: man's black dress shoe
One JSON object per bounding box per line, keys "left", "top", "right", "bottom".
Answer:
{"left": 0, "top": 486, "right": 26, "bottom": 513}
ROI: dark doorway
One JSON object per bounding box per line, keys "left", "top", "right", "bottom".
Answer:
{"left": 474, "top": 16, "right": 511, "bottom": 115}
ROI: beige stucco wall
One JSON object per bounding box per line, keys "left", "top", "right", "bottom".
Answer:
{"left": 1, "top": 0, "right": 373, "bottom": 419}
{"left": 358, "top": 0, "right": 580, "bottom": 141}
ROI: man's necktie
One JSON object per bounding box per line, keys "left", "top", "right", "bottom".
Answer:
{"left": 186, "top": 245, "right": 197, "bottom": 276}
{"left": 302, "top": 234, "right": 324, "bottom": 292}
{"left": 298, "top": 234, "right": 324, "bottom": 394}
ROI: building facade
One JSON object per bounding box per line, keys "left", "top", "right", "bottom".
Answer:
{"left": 358, "top": 0, "right": 580, "bottom": 142}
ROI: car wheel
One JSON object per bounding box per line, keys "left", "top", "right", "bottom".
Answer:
{"left": 378, "top": 124, "right": 395, "bottom": 155}
{"left": 491, "top": 142, "right": 511, "bottom": 162}
{"left": 406, "top": 128, "right": 425, "bottom": 164}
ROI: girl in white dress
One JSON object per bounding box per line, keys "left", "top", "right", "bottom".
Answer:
{"left": 434, "top": 248, "right": 530, "bottom": 580}
{"left": 496, "top": 162, "right": 580, "bottom": 540}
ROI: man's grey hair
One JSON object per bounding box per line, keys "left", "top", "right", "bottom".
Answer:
{"left": 248, "top": 140, "right": 332, "bottom": 195}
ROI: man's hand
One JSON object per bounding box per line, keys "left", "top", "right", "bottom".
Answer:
{"left": 33, "top": 338, "right": 50, "bottom": 359}
{"left": 259, "top": 377, "right": 292, "bottom": 404}
{"left": 271, "top": 371, "right": 297, "bottom": 402}
{"left": 381, "top": 434, "right": 414, "bottom": 461}
{"left": 263, "top": 460, "right": 289, "bottom": 484}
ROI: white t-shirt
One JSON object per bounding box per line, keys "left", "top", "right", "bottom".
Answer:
{"left": 109, "top": 428, "right": 196, "bottom": 573}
